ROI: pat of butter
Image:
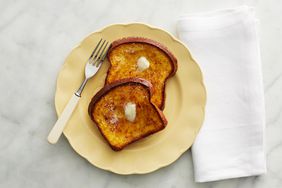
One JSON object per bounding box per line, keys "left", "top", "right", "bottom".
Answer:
{"left": 124, "top": 102, "right": 136, "bottom": 122}
{"left": 137, "top": 56, "right": 150, "bottom": 71}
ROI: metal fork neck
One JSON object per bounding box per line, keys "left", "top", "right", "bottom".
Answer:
{"left": 75, "top": 78, "right": 89, "bottom": 97}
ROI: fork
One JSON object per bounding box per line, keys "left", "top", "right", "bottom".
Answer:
{"left": 47, "top": 39, "right": 111, "bottom": 144}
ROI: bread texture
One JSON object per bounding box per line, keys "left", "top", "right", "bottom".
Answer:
{"left": 88, "top": 78, "right": 167, "bottom": 151}
{"left": 105, "top": 37, "right": 177, "bottom": 110}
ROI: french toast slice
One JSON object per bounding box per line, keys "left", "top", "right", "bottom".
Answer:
{"left": 88, "top": 78, "right": 167, "bottom": 151}
{"left": 106, "top": 37, "right": 177, "bottom": 110}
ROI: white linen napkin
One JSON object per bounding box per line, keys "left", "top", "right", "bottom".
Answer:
{"left": 177, "top": 6, "right": 266, "bottom": 182}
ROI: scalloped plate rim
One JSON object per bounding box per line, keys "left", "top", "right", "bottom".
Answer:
{"left": 54, "top": 22, "right": 207, "bottom": 174}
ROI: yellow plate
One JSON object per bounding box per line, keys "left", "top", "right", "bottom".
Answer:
{"left": 55, "top": 23, "right": 206, "bottom": 174}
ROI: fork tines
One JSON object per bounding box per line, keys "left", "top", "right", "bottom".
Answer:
{"left": 89, "top": 39, "right": 111, "bottom": 66}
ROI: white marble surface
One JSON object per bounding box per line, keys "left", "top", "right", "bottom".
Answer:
{"left": 1, "top": 0, "right": 282, "bottom": 187}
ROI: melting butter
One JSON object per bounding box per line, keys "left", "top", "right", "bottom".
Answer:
{"left": 137, "top": 56, "right": 150, "bottom": 71}
{"left": 124, "top": 102, "right": 136, "bottom": 122}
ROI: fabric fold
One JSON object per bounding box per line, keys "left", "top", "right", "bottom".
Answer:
{"left": 177, "top": 6, "right": 266, "bottom": 182}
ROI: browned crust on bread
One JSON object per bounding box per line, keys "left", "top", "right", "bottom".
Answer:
{"left": 88, "top": 78, "right": 167, "bottom": 151}
{"left": 105, "top": 37, "right": 178, "bottom": 110}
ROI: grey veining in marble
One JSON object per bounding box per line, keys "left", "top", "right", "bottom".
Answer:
{"left": 1, "top": 0, "right": 282, "bottom": 187}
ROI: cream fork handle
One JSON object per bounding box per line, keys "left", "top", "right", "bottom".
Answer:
{"left": 47, "top": 94, "right": 80, "bottom": 144}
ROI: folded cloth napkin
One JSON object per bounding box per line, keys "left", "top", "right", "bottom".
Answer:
{"left": 177, "top": 6, "right": 266, "bottom": 182}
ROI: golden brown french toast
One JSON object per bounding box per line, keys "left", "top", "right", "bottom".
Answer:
{"left": 88, "top": 78, "right": 167, "bottom": 151}
{"left": 106, "top": 37, "right": 177, "bottom": 110}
